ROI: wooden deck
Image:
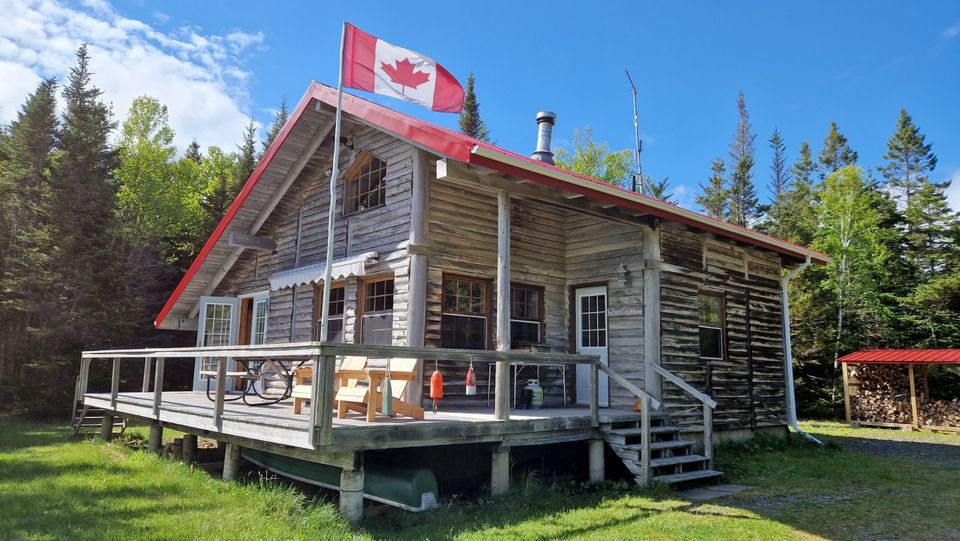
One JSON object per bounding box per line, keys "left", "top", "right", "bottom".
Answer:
{"left": 83, "top": 391, "right": 640, "bottom": 455}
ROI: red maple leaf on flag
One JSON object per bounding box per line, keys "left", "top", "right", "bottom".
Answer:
{"left": 380, "top": 58, "right": 431, "bottom": 93}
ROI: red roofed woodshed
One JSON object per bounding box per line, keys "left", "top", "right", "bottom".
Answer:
{"left": 838, "top": 349, "right": 960, "bottom": 364}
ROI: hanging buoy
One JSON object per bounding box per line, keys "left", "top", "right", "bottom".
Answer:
{"left": 382, "top": 359, "right": 393, "bottom": 417}
{"left": 430, "top": 361, "right": 444, "bottom": 414}
{"left": 465, "top": 363, "right": 477, "bottom": 396}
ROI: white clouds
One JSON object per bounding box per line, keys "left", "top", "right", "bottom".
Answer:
{"left": 942, "top": 23, "right": 960, "bottom": 39}
{"left": 946, "top": 170, "right": 960, "bottom": 213}
{"left": 0, "top": 0, "right": 264, "bottom": 151}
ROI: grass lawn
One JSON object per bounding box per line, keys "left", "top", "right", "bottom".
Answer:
{"left": 1, "top": 419, "right": 958, "bottom": 540}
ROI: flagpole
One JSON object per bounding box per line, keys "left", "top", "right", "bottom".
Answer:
{"left": 318, "top": 22, "right": 346, "bottom": 344}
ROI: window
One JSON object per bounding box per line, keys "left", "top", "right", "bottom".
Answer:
{"left": 344, "top": 151, "right": 386, "bottom": 215}
{"left": 360, "top": 277, "right": 394, "bottom": 345}
{"left": 579, "top": 293, "right": 606, "bottom": 348}
{"left": 698, "top": 291, "right": 725, "bottom": 359}
{"left": 199, "top": 301, "right": 235, "bottom": 373}
{"left": 251, "top": 296, "right": 268, "bottom": 345}
{"left": 313, "top": 284, "right": 345, "bottom": 343}
{"left": 441, "top": 276, "right": 488, "bottom": 350}
{"left": 510, "top": 284, "right": 543, "bottom": 348}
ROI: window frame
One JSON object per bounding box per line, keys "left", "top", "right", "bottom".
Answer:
{"left": 342, "top": 150, "right": 387, "bottom": 217}
{"left": 440, "top": 273, "right": 492, "bottom": 350}
{"left": 357, "top": 275, "right": 395, "bottom": 346}
{"left": 510, "top": 283, "right": 545, "bottom": 348}
{"left": 697, "top": 290, "right": 726, "bottom": 361}
{"left": 312, "top": 282, "right": 346, "bottom": 343}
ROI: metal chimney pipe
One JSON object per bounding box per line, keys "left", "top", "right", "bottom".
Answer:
{"left": 531, "top": 111, "right": 557, "bottom": 165}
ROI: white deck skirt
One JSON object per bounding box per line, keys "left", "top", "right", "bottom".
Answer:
{"left": 269, "top": 252, "right": 378, "bottom": 290}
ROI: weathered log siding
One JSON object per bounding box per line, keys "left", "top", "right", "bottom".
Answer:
{"left": 424, "top": 175, "right": 569, "bottom": 405}
{"left": 659, "top": 222, "right": 786, "bottom": 431}
{"left": 563, "top": 213, "right": 645, "bottom": 409}
{"left": 213, "top": 124, "right": 415, "bottom": 394}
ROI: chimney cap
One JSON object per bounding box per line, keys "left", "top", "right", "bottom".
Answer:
{"left": 536, "top": 111, "right": 557, "bottom": 123}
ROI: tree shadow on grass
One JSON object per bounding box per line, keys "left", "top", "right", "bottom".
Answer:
{"left": 0, "top": 419, "right": 73, "bottom": 452}
{"left": 810, "top": 431, "right": 960, "bottom": 468}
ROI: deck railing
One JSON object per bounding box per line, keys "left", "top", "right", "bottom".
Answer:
{"left": 77, "top": 342, "right": 601, "bottom": 448}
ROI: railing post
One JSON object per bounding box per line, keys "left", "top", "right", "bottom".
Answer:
{"left": 142, "top": 357, "right": 152, "bottom": 392}
{"left": 639, "top": 395, "right": 651, "bottom": 486}
{"left": 153, "top": 358, "right": 165, "bottom": 419}
{"left": 213, "top": 356, "right": 227, "bottom": 429}
{"left": 589, "top": 361, "right": 600, "bottom": 428}
{"left": 703, "top": 403, "right": 714, "bottom": 467}
{"left": 311, "top": 353, "right": 336, "bottom": 446}
{"left": 110, "top": 358, "right": 121, "bottom": 408}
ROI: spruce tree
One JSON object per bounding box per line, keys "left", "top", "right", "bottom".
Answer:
{"left": 0, "top": 79, "right": 59, "bottom": 381}
{"left": 263, "top": 96, "right": 289, "bottom": 152}
{"left": 236, "top": 118, "right": 259, "bottom": 184}
{"left": 818, "top": 121, "right": 857, "bottom": 177}
{"left": 881, "top": 109, "right": 950, "bottom": 276}
{"left": 644, "top": 176, "right": 675, "bottom": 204}
{"left": 882, "top": 109, "right": 937, "bottom": 207}
{"left": 776, "top": 141, "right": 819, "bottom": 246}
{"left": 51, "top": 45, "right": 139, "bottom": 360}
{"left": 697, "top": 158, "right": 727, "bottom": 218}
{"left": 763, "top": 129, "right": 791, "bottom": 236}
{"left": 200, "top": 146, "right": 240, "bottom": 230}
{"left": 184, "top": 139, "right": 202, "bottom": 164}
{"left": 457, "top": 73, "right": 489, "bottom": 141}
{"left": 726, "top": 91, "right": 759, "bottom": 226}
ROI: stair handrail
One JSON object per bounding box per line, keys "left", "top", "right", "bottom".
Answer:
{"left": 651, "top": 364, "right": 715, "bottom": 467}
{"left": 651, "top": 365, "right": 717, "bottom": 409}
{"left": 598, "top": 364, "right": 661, "bottom": 410}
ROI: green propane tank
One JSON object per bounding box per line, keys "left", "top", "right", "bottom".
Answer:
{"left": 525, "top": 379, "right": 544, "bottom": 409}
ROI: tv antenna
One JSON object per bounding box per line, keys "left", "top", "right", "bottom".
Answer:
{"left": 625, "top": 70, "right": 644, "bottom": 194}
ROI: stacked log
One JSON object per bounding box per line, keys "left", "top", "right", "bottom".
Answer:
{"left": 849, "top": 364, "right": 960, "bottom": 427}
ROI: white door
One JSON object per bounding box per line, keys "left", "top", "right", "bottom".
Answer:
{"left": 575, "top": 286, "right": 609, "bottom": 407}
{"left": 193, "top": 296, "right": 240, "bottom": 391}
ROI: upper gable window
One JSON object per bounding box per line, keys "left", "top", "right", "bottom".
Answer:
{"left": 343, "top": 150, "right": 387, "bottom": 216}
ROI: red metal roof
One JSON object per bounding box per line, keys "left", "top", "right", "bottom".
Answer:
{"left": 838, "top": 349, "right": 960, "bottom": 364}
{"left": 154, "top": 81, "right": 829, "bottom": 329}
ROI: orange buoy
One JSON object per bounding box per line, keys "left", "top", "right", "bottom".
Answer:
{"left": 430, "top": 366, "right": 443, "bottom": 413}
{"left": 465, "top": 364, "right": 477, "bottom": 396}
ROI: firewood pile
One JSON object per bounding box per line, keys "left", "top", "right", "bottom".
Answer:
{"left": 849, "top": 364, "right": 960, "bottom": 427}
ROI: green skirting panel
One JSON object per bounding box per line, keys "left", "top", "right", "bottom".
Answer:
{"left": 241, "top": 448, "right": 439, "bottom": 512}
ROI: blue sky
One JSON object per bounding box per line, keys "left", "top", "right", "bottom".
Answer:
{"left": 4, "top": 1, "right": 960, "bottom": 211}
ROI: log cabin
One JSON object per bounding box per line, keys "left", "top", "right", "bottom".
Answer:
{"left": 75, "top": 81, "right": 827, "bottom": 524}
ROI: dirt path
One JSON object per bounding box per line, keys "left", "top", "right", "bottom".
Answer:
{"left": 816, "top": 429, "right": 960, "bottom": 468}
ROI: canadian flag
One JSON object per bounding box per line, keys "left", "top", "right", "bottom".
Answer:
{"left": 342, "top": 23, "right": 464, "bottom": 113}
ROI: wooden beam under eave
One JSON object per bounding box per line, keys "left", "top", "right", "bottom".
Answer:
{"left": 436, "top": 158, "right": 648, "bottom": 227}
{"left": 228, "top": 232, "right": 276, "bottom": 252}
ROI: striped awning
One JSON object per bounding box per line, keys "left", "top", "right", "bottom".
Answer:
{"left": 269, "top": 252, "right": 377, "bottom": 290}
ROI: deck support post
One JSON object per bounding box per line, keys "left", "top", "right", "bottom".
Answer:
{"left": 588, "top": 438, "right": 605, "bottom": 483}
{"left": 702, "top": 403, "right": 714, "bottom": 466}
{"left": 908, "top": 363, "right": 920, "bottom": 429}
{"left": 490, "top": 444, "right": 511, "bottom": 496}
{"left": 148, "top": 423, "right": 163, "bottom": 453}
{"left": 223, "top": 442, "right": 241, "bottom": 481}
{"left": 339, "top": 452, "right": 365, "bottom": 527}
{"left": 406, "top": 148, "right": 429, "bottom": 406}
{"left": 494, "top": 190, "right": 511, "bottom": 421}
{"left": 642, "top": 225, "right": 662, "bottom": 402}
{"left": 99, "top": 414, "right": 114, "bottom": 441}
{"left": 142, "top": 357, "right": 152, "bottom": 392}
{"left": 182, "top": 434, "right": 197, "bottom": 463}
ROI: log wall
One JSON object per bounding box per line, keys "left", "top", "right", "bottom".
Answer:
{"left": 659, "top": 222, "right": 787, "bottom": 431}
{"left": 214, "top": 124, "right": 415, "bottom": 392}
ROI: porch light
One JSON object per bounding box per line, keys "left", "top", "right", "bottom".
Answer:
{"left": 617, "top": 262, "right": 630, "bottom": 283}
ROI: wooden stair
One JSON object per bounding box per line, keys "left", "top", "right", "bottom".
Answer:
{"left": 601, "top": 413, "right": 722, "bottom": 487}
{"left": 72, "top": 404, "right": 126, "bottom": 435}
